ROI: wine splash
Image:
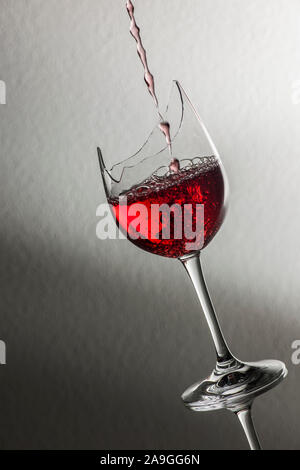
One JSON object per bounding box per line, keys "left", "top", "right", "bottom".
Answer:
{"left": 126, "top": 0, "right": 179, "bottom": 172}
{"left": 126, "top": 0, "right": 158, "bottom": 108}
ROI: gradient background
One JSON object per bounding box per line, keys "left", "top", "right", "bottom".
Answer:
{"left": 0, "top": 0, "right": 300, "bottom": 450}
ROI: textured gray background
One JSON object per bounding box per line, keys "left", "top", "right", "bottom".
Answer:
{"left": 0, "top": 0, "right": 300, "bottom": 450}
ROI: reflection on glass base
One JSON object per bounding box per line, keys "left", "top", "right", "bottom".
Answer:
{"left": 182, "top": 359, "right": 287, "bottom": 412}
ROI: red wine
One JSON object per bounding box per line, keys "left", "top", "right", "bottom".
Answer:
{"left": 126, "top": 0, "right": 158, "bottom": 107}
{"left": 109, "top": 157, "right": 225, "bottom": 258}
{"left": 126, "top": 0, "right": 176, "bottom": 168}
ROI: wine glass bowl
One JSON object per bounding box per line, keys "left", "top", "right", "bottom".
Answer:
{"left": 99, "top": 81, "right": 227, "bottom": 258}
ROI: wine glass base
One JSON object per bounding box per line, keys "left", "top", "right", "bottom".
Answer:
{"left": 182, "top": 359, "right": 287, "bottom": 412}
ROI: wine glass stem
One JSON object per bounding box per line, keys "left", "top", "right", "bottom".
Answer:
{"left": 180, "top": 253, "right": 234, "bottom": 364}
{"left": 236, "top": 406, "right": 262, "bottom": 450}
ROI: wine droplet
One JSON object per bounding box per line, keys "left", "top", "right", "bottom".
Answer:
{"left": 159, "top": 121, "right": 172, "bottom": 155}
{"left": 169, "top": 158, "right": 180, "bottom": 173}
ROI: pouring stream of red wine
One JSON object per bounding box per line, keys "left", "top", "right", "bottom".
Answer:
{"left": 126, "top": 0, "right": 179, "bottom": 173}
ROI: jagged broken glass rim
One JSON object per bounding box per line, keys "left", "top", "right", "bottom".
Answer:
{"left": 102, "top": 80, "right": 220, "bottom": 184}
